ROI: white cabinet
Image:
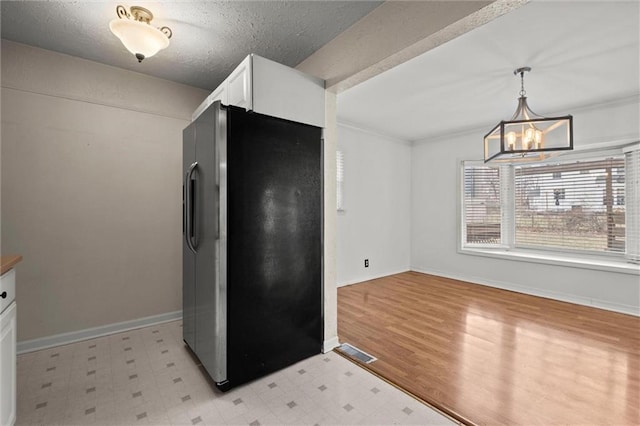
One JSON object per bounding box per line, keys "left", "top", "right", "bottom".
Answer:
{"left": 192, "top": 84, "right": 226, "bottom": 120}
{"left": 193, "top": 54, "right": 325, "bottom": 128}
{"left": 226, "top": 55, "right": 252, "bottom": 110}
{"left": 0, "top": 269, "right": 16, "bottom": 426}
{"left": 209, "top": 84, "right": 227, "bottom": 106}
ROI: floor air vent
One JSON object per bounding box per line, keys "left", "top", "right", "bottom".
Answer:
{"left": 337, "top": 343, "right": 377, "bottom": 364}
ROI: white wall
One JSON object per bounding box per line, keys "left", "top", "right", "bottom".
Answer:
{"left": 322, "top": 92, "right": 338, "bottom": 351}
{"left": 336, "top": 124, "right": 411, "bottom": 286}
{"left": 410, "top": 98, "right": 640, "bottom": 315}
{"left": 1, "top": 41, "right": 209, "bottom": 341}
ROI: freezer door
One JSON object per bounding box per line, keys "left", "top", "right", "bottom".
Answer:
{"left": 193, "top": 102, "right": 227, "bottom": 383}
{"left": 182, "top": 122, "right": 196, "bottom": 351}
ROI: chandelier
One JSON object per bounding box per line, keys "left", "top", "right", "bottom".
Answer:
{"left": 484, "top": 67, "right": 573, "bottom": 163}
{"left": 109, "top": 5, "right": 172, "bottom": 63}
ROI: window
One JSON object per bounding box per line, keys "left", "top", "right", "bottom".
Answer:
{"left": 336, "top": 150, "right": 344, "bottom": 211}
{"left": 461, "top": 143, "right": 640, "bottom": 269}
{"left": 463, "top": 166, "right": 502, "bottom": 245}
{"left": 514, "top": 158, "right": 625, "bottom": 254}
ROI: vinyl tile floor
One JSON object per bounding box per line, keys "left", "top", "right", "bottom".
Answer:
{"left": 16, "top": 320, "right": 457, "bottom": 425}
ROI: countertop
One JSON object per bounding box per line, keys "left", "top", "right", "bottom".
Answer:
{"left": 1, "top": 255, "right": 23, "bottom": 276}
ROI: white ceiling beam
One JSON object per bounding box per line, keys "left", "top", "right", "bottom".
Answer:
{"left": 296, "top": 0, "right": 530, "bottom": 93}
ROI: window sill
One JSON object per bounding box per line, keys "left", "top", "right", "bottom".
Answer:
{"left": 459, "top": 247, "right": 640, "bottom": 276}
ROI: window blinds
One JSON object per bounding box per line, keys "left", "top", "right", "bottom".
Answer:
{"left": 337, "top": 150, "right": 344, "bottom": 211}
{"left": 624, "top": 146, "right": 640, "bottom": 262}
{"left": 463, "top": 165, "right": 501, "bottom": 244}
{"left": 514, "top": 158, "right": 626, "bottom": 254}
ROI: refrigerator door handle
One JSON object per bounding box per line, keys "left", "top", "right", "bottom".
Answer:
{"left": 215, "top": 184, "right": 220, "bottom": 240}
{"left": 183, "top": 170, "right": 190, "bottom": 244}
{"left": 185, "top": 161, "right": 198, "bottom": 254}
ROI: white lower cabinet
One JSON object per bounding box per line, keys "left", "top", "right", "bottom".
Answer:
{"left": 0, "top": 301, "right": 16, "bottom": 426}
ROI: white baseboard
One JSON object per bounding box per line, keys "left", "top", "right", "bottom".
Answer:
{"left": 411, "top": 266, "right": 640, "bottom": 317}
{"left": 338, "top": 268, "right": 410, "bottom": 287}
{"left": 17, "top": 310, "right": 182, "bottom": 354}
{"left": 322, "top": 336, "right": 340, "bottom": 353}
{"left": 19, "top": 311, "right": 345, "bottom": 355}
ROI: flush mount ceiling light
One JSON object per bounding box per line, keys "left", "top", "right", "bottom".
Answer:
{"left": 484, "top": 67, "right": 573, "bottom": 163}
{"left": 109, "top": 5, "right": 172, "bottom": 63}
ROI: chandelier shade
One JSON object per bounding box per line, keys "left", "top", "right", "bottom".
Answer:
{"left": 484, "top": 67, "right": 573, "bottom": 163}
{"left": 109, "top": 5, "right": 172, "bottom": 63}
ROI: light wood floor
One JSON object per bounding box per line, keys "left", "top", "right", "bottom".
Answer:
{"left": 337, "top": 271, "right": 640, "bottom": 426}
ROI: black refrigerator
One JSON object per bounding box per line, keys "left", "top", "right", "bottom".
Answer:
{"left": 182, "top": 101, "right": 323, "bottom": 391}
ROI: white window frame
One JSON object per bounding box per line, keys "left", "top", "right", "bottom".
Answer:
{"left": 458, "top": 141, "right": 640, "bottom": 276}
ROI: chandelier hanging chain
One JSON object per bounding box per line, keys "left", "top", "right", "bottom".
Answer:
{"left": 514, "top": 66, "right": 531, "bottom": 97}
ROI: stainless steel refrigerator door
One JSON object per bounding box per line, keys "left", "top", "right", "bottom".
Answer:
{"left": 217, "top": 103, "right": 229, "bottom": 384}
{"left": 193, "top": 102, "right": 227, "bottom": 383}
{"left": 182, "top": 121, "right": 196, "bottom": 351}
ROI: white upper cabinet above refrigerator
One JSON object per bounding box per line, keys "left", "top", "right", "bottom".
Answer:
{"left": 226, "top": 56, "right": 252, "bottom": 110}
{"left": 192, "top": 55, "right": 325, "bottom": 128}
{"left": 207, "top": 83, "right": 228, "bottom": 108}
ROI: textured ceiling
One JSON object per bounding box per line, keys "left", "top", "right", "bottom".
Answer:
{"left": 338, "top": 0, "right": 640, "bottom": 142}
{"left": 1, "top": 1, "right": 383, "bottom": 90}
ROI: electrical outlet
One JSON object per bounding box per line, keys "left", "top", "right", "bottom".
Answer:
{"left": 364, "top": 259, "right": 369, "bottom": 268}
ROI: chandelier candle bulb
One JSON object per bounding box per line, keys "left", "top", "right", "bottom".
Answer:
{"left": 534, "top": 129, "right": 543, "bottom": 148}
{"left": 507, "top": 132, "right": 517, "bottom": 151}
{"left": 524, "top": 127, "right": 535, "bottom": 150}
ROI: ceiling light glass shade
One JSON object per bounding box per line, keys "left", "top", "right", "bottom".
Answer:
{"left": 110, "top": 19, "right": 169, "bottom": 60}
{"left": 109, "top": 6, "right": 172, "bottom": 63}
{"left": 484, "top": 68, "right": 573, "bottom": 163}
